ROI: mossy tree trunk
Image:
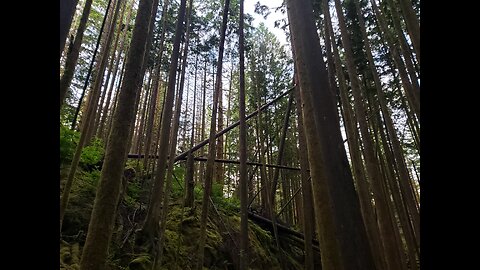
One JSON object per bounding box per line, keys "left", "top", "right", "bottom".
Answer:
{"left": 60, "top": 0, "right": 123, "bottom": 232}
{"left": 78, "top": 0, "right": 156, "bottom": 268}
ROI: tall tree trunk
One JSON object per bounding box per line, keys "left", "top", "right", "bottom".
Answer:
{"left": 196, "top": 0, "right": 230, "bottom": 268}
{"left": 104, "top": 52, "right": 128, "bottom": 141}
{"left": 140, "top": 0, "right": 188, "bottom": 240}
{"left": 60, "top": 0, "right": 79, "bottom": 58}
{"left": 98, "top": 1, "right": 134, "bottom": 138}
{"left": 394, "top": 0, "right": 420, "bottom": 64}
{"left": 98, "top": 0, "right": 135, "bottom": 138}
{"left": 142, "top": 0, "right": 171, "bottom": 172}
{"left": 250, "top": 57, "right": 269, "bottom": 214}
{"left": 198, "top": 58, "right": 207, "bottom": 181}
{"left": 126, "top": 0, "right": 161, "bottom": 157}
{"left": 369, "top": 0, "right": 419, "bottom": 118}
{"left": 132, "top": 73, "right": 152, "bottom": 154}
{"left": 383, "top": 0, "right": 420, "bottom": 99}
{"left": 83, "top": 0, "right": 123, "bottom": 144}
{"left": 78, "top": 0, "right": 155, "bottom": 268}
{"left": 332, "top": 0, "right": 404, "bottom": 268}
{"left": 60, "top": 0, "right": 122, "bottom": 231}
{"left": 71, "top": 0, "right": 115, "bottom": 130}
{"left": 93, "top": 1, "right": 127, "bottom": 134}
{"left": 286, "top": 0, "right": 377, "bottom": 269}
{"left": 215, "top": 79, "right": 224, "bottom": 193}
{"left": 322, "top": 2, "right": 385, "bottom": 268}
{"left": 184, "top": 55, "right": 198, "bottom": 208}
{"left": 293, "top": 82, "right": 314, "bottom": 270}
{"left": 152, "top": 2, "right": 193, "bottom": 267}
{"left": 60, "top": 0, "right": 93, "bottom": 109}
{"left": 93, "top": 0, "right": 128, "bottom": 136}
{"left": 356, "top": 0, "right": 420, "bottom": 247}
{"left": 376, "top": 110, "right": 419, "bottom": 269}
{"left": 238, "top": 1, "right": 248, "bottom": 268}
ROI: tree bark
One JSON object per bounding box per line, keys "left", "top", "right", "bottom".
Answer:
{"left": 286, "top": 0, "right": 377, "bottom": 269}
{"left": 60, "top": 0, "right": 79, "bottom": 58}
{"left": 196, "top": 0, "right": 230, "bottom": 268}
{"left": 395, "top": 0, "right": 420, "bottom": 64}
{"left": 322, "top": 2, "right": 386, "bottom": 268}
{"left": 60, "top": 0, "right": 122, "bottom": 231}
{"left": 238, "top": 1, "right": 249, "bottom": 268}
{"left": 60, "top": 0, "right": 93, "bottom": 109}
{"left": 184, "top": 56, "right": 198, "bottom": 208}
{"left": 141, "top": 0, "right": 188, "bottom": 240}
{"left": 369, "top": 0, "right": 419, "bottom": 118}
{"left": 142, "top": 0, "right": 172, "bottom": 171}
{"left": 293, "top": 82, "right": 314, "bottom": 270}
{"left": 83, "top": 0, "right": 123, "bottom": 144}
{"left": 78, "top": 0, "right": 155, "bottom": 268}
{"left": 70, "top": 0, "right": 114, "bottom": 130}
{"left": 355, "top": 0, "right": 420, "bottom": 249}
{"left": 152, "top": 1, "right": 193, "bottom": 266}
{"left": 98, "top": 0, "right": 135, "bottom": 139}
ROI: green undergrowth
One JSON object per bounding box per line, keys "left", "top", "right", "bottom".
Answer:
{"left": 60, "top": 156, "right": 304, "bottom": 269}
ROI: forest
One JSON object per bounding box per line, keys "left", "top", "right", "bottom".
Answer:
{"left": 59, "top": 0, "right": 420, "bottom": 269}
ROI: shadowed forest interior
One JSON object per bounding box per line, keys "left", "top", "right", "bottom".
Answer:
{"left": 59, "top": 0, "right": 420, "bottom": 269}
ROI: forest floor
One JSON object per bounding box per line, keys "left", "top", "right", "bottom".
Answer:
{"left": 60, "top": 162, "right": 311, "bottom": 270}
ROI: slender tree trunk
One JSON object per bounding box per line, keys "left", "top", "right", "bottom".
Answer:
{"left": 238, "top": 1, "right": 248, "bottom": 268}
{"left": 60, "top": 0, "right": 93, "bottom": 109}
{"left": 322, "top": 2, "right": 385, "bottom": 268}
{"left": 71, "top": 0, "right": 115, "bottom": 130}
{"left": 332, "top": 0, "right": 404, "bottom": 268}
{"left": 126, "top": 0, "right": 161, "bottom": 157}
{"left": 196, "top": 1, "right": 230, "bottom": 268}
{"left": 184, "top": 55, "right": 198, "bottom": 208}
{"left": 140, "top": 0, "right": 188, "bottom": 240}
{"left": 286, "top": 0, "right": 377, "bottom": 269}
{"left": 105, "top": 53, "right": 128, "bottom": 142}
{"left": 356, "top": 0, "right": 420, "bottom": 248}
{"left": 215, "top": 80, "right": 224, "bottom": 193}
{"left": 293, "top": 82, "right": 314, "bottom": 270}
{"left": 198, "top": 58, "right": 207, "bottom": 181}
{"left": 249, "top": 57, "right": 268, "bottom": 213}
{"left": 93, "top": 0, "right": 128, "bottom": 136}
{"left": 152, "top": 2, "right": 193, "bottom": 267}
{"left": 78, "top": 0, "right": 155, "bottom": 267}
{"left": 60, "top": 0, "right": 122, "bottom": 231}
{"left": 60, "top": 0, "right": 79, "bottom": 58}
{"left": 93, "top": 2, "right": 127, "bottom": 135}
{"left": 133, "top": 73, "right": 153, "bottom": 155}
{"left": 370, "top": 0, "right": 419, "bottom": 118}
{"left": 383, "top": 0, "right": 420, "bottom": 98}
{"left": 267, "top": 93, "right": 294, "bottom": 270}
{"left": 142, "top": 0, "right": 171, "bottom": 172}
{"left": 376, "top": 111, "right": 420, "bottom": 269}
{"left": 83, "top": 0, "right": 123, "bottom": 144}
{"left": 98, "top": 0, "right": 134, "bottom": 138}
{"left": 394, "top": 0, "right": 420, "bottom": 64}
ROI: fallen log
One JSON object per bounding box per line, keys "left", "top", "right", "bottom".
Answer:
{"left": 247, "top": 211, "right": 319, "bottom": 248}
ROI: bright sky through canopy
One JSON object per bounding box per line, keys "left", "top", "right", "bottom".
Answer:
{"left": 245, "top": 0, "right": 289, "bottom": 46}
